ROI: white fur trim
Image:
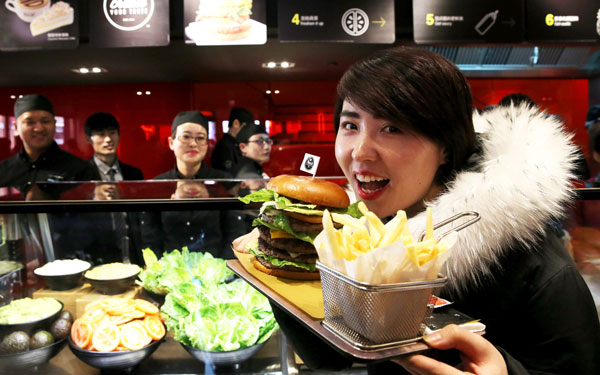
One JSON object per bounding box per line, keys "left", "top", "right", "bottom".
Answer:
{"left": 408, "top": 104, "right": 579, "bottom": 293}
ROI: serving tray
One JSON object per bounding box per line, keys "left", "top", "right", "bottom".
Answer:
{"left": 228, "top": 253, "right": 483, "bottom": 361}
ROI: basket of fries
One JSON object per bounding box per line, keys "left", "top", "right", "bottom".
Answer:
{"left": 314, "top": 203, "right": 479, "bottom": 348}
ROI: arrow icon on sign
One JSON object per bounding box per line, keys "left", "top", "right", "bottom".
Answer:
{"left": 372, "top": 17, "right": 386, "bottom": 27}
{"left": 501, "top": 17, "right": 516, "bottom": 28}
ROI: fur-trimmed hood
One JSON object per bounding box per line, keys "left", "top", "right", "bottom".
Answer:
{"left": 408, "top": 104, "right": 579, "bottom": 293}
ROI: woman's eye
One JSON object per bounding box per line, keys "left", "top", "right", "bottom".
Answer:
{"left": 383, "top": 125, "right": 403, "bottom": 134}
{"left": 340, "top": 121, "right": 358, "bottom": 131}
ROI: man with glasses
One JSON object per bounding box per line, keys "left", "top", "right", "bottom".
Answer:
{"left": 232, "top": 123, "right": 272, "bottom": 180}
{"left": 141, "top": 111, "right": 244, "bottom": 257}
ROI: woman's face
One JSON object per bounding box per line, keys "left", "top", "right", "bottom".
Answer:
{"left": 335, "top": 100, "right": 446, "bottom": 218}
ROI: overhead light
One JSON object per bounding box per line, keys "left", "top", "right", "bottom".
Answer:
{"left": 262, "top": 61, "right": 295, "bottom": 69}
{"left": 274, "top": 90, "right": 280, "bottom": 94}
{"left": 137, "top": 91, "right": 142, "bottom": 95}
{"left": 72, "top": 66, "right": 107, "bottom": 74}
{"left": 266, "top": 90, "right": 272, "bottom": 94}
{"left": 145, "top": 91, "right": 151, "bottom": 95}
{"left": 10, "top": 95, "right": 16, "bottom": 99}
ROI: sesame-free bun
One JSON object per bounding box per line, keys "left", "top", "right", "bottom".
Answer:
{"left": 252, "top": 258, "right": 320, "bottom": 281}
{"left": 267, "top": 175, "right": 350, "bottom": 208}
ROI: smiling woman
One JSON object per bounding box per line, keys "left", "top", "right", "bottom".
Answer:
{"left": 272, "top": 47, "right": 600, "bottom": 375}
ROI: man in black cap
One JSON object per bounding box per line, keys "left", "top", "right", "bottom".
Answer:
{"left": 85, "top": 112, "right": 143, "bottom": 181}
{"left": 141, "top": 111, "right": 245, "bottom": 258}
{"left": 232, "top": 123, "right": 272, "bottom": 179}
{"left": 210, "top": 107, "right": 254, "bottom": 174}
{"left": 0, "top": 94, "right": 94, "bottom": 197}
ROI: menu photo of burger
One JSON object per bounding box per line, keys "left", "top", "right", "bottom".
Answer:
{"left": 184, "top": 0, "right": 266, "bottom": 45}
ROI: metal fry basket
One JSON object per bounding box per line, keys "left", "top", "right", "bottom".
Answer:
{"left": 317, "top": 261, "right": 447, "bottom": 350}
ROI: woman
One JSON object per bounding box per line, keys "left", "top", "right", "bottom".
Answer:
{"left": 270, "top": 48, "right": 600, "bottom": 374}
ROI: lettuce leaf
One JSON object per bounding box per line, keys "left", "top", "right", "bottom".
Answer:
{"left": 161, "top": 280, "right": 278, "bottom": 352}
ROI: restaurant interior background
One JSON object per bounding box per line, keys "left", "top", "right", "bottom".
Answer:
{"left": 0, "top": 0, "right": 598, "bottom": 179}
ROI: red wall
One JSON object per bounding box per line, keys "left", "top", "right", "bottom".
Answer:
{"left": 0, "top": 79, "right": 590, "bottom": 179}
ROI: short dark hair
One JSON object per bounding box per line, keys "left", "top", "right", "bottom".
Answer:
{"left": 84, "top": 112, "right": 120, "bottom": 136}
{"left": 594, "top": 133, "right": 600, "bottom": 154}
{"left": 498, "top": 93, "right": 537, "bottom": 108}
{"left": 334, "top": 47, "right": 476, "bottom": 185}
{"left": 228, "top": 107, "right": 254, "bottom": 126}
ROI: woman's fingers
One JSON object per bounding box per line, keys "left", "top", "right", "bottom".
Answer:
{"left": 422, "top": 324, "right": 498, "bottom": 364}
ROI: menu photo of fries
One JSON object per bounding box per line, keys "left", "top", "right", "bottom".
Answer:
{"left": 314, "top": 202, "right": 459, "bottom": 284}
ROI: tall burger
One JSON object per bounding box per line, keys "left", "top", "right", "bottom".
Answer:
{"left": 194, "top": 0, "right": 253, "bottom": 41}
{"left": 239, "top": 175, "right": 360, "bottom": 280}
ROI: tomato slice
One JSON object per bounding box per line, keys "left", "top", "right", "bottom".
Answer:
{"left": 134, "top": 299, "right": 159, "bottom": 315}
{"left": 91, "top": 323, "right": 121, "bottom": 352}
{"left": 71, "top": 319, "right": 93, "bottom": 349}
{"left": 122, "top": 309, "right": 146, "bottom": 319}
{"left": 81, "top": 308, "right": 106, "bottom": 325}
{"left": 144, "top": 314, "right": 166, "bottom": 340}
{"left": 120, "top": 322, "right": 151, "bottom": 350}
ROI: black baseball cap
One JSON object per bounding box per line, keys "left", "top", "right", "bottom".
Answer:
{"left": 236, "top": 124, "right": 267, "bottom": 143}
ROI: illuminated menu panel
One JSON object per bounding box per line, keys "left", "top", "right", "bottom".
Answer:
{"left": 527, "top": 0, "right": 600, "bottom": 42}
{"left": 278, "top": 0, "right": 395, "bottom": 44}
{"left": 413, "top": 0, "right": 524, "bottom": 43}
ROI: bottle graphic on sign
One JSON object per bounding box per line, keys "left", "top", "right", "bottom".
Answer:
{"left": 475, "top": 10, "right": 498, "bottom": 36}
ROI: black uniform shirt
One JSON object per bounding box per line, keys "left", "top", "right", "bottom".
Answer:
{"left": 0, "top": 141, "right": 94, "bottom": 194}
{"left": 210, "top": 133, "right": 241, "bottom": 174}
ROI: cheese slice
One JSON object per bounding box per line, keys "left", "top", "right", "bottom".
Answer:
{"left": 270, "top": 229, "right": 295, "bottom": 239}
{"left": 30, "top": 1, "right": 74, "bottom": 37}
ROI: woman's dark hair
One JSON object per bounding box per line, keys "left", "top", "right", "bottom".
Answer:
{"left": 334, "top": 47, "right": 476, "bottom": 185}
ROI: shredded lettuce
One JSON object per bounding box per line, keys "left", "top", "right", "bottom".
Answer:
{"left": 161, "top": 280, "right": 278, "bottom": 351}
{"left": 137, "top": 247, "right": 233, "bottom": 294}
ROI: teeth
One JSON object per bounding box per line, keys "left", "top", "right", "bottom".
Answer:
{"left": 355, "top": 174, "right": 387, "bottom": 183}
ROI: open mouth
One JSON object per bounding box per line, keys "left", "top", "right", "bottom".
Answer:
{"left": 355, "top": 174, "right": 389, "bottom": 194}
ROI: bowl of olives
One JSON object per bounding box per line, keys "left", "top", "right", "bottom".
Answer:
{"left": 0, "top": 308, "right": 73, "bottom": 369}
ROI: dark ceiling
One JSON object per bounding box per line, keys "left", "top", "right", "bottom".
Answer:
{"left": 1, "top": 1, "right": 598, "bottom": 87}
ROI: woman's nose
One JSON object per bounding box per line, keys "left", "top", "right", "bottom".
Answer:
{"left": 351, "top": 133, "right": 377, "bottom": 162}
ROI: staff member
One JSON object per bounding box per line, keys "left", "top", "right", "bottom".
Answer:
{"left": 85, "top": 112, "right": 144, "bottom": 181}
{"left": 232, "top": 123, "right": 272, "bottom": 179}
{"left": 211, "top": 107, "right": 254, "bottom": 173}
{"left": 140, "top": 111, "right": 245, "bottom": 257}
{"left": 0, "top": 94, "right": 94, "bottom": 197}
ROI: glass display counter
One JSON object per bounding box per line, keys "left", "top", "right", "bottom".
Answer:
{"left": 0, "top": 182, "right": 598, "bottom": 374}
{"left": 0, "top": 178, "right": 368, "bottom": 375}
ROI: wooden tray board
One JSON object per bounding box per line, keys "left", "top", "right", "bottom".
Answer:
{"left": 33, "top": 284, "right": 91, "bottom": 317}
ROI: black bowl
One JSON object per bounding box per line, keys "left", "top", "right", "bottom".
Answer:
{"left": 0, "top": 300, "right": 63, "bottom": 336}
{"left": 34, "top": 262, "right": 91, "bottom": 291}
{"left": 68, "top": 336, "right": 163, "bottom": 371}
{"left": 141, "top": 288, "right": 167, "bottom": 306}
{"left": 84, "top": 271, "right": 140, "bottom": 295}
{"left": 0, "top": 336, "right": 67, "bottom": 369}
{"left": 181, "top": 341, "right": 266, "bottom": 367}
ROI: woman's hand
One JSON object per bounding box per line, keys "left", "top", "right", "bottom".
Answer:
{"left": 392, "top": 324, "right": 508, "bottom": 375}
{"left": 232, "top": 227, "right": 259, "bottom": 253}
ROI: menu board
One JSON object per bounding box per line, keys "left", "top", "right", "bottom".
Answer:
{"left": 527, "top": 0, "right": 600, "bottom": 42}
{"left": 413, "top": 0, "right": 524, "bottom": 43}
{"left": 89, "top": 0, "right": 169, "bottom": 48}
{"left": 184, "top": 0, "right": 267, "bottom": 46}
{"left": 0, "top": 0, "right": 79, "bottom": 51}
{"left": 278, "top": 0, "right": 394, "bottom": 44}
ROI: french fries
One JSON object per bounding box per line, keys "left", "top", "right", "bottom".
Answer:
{"left": 322, "top": 203, "right": 447, "bottom": 268}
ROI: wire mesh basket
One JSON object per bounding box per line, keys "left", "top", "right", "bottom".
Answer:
{"left": 317, "top": 261, "right": 447, "bottom": 350}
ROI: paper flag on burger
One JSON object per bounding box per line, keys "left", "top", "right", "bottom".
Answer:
{"left": 300, "top": 153, "right": 320, "bottom": 177}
